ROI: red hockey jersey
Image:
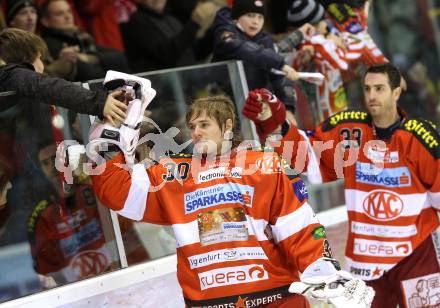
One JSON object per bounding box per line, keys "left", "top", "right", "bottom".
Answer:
{"left": 92, "top": 149, "right": 330, "bottom": 305}
{"left": 276, "top": 109, "right": 440, "bottom": 280}
{"left": 27, "top": 184, "right": 112, "bottom": 283}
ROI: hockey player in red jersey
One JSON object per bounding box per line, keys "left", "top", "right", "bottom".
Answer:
{"left": 28, "top": 141, "right": 112, "bottom": 284}
{"left": 78, "top": 71, "right": 374, "bottom": 307}
{"left": 242, "top": 62, "right": 440, "bottom": 308}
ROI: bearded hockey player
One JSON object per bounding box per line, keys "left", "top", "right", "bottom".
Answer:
{"left": 243, "top": 62, "right": 440, "bottom": 308}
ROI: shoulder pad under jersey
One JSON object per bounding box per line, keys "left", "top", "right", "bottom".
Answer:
{"left": 401, "top": 118, "right": 440, "bottom": 159}
{"left": 321, "top": 109, "right": 371, "bottom": 132}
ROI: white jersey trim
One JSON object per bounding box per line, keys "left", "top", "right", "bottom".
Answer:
{"left": 429, "top": 192, "right": 440, "bottom": 210}
{"left": 271, "top": 202, "right": 318, "bottom": 244}
{"left": 118, "top": 164, "right": 149, "bottom": 221}
{"left": 345, "top": 257, "right": 395, "bottom": 281}
{"left": 246, "top": 216, "right": 269, "bottom": 242}
{"left": 172, "top": 220, "right": 199, "bottom": 248}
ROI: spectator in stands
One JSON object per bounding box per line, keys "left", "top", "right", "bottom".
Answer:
{"left": 27, "top": 138, "right": 150, "bottom": 286}
{"left": 27, "top": 139, "right": 113, "bottom": 285}
{"left": 75, "top": 0, "right": 126, "bottom": 52}
{"left": 6, "top": 0, "right": 38, "bottom": 33}
{"left": 0, "top": 28, "right": 127, "bottom": 126}
{"left": 211, "top": 0, "right": 301, "bottom": 116}
{"left": 39, "top": 0, "right": 130, "bottom": 81}
{"left": 121, "top": 0, "right": 218, "bottom": 72}
{"left": 5, "top": 0, "right": 77, "bottom": 79}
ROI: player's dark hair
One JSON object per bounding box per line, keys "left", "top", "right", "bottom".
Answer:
{"left": 364, "top": 63, "right": 402, "bottom": 90}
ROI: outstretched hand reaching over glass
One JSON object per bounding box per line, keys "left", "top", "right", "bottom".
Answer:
{"left": 103, "top": 90, "right": 128, "bottom": 127}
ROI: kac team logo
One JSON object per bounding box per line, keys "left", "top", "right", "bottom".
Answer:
{"left": 70, "top": 250, "right": 109, "bottom": 279}
{"left": 362, "top": 190, "right": 404, "bottom": 221}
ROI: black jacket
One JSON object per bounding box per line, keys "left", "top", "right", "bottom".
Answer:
{"left": 211, "top": 7, "right": 297, "bottom": 110}
{"left": 121, "top": 4, "right": 201, "bottom": 72}
{"left": 0, "top": 63, "right": 107, "bottom": 116}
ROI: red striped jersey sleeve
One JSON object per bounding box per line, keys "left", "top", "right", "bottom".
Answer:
{"left": 268, "top": 166, "right": 329, "bottom": 272}
{"left": 91, "top": 153, "right": 169, "bottom": 224}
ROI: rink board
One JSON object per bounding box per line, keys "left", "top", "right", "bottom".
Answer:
{"left": 3, "top": 207, "right": 348, "bottom": 308}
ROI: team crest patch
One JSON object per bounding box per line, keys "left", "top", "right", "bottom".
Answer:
{"left": 401, "top": 273, "right": 440, "bottom": 308}
{"left": 292, "top": 180, "right": 308, "bottom": 202}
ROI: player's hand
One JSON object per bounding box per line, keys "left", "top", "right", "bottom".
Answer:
{"left": 242, "top": 88, "right": 286, "bottom": 136}
{"left": 242, "top": 90, "right": 263, "bottom": 123}
{"left": 289, "top": 258, "right": 375, "bottom": 308}
{"left": 103, "top": 90, "right": 128, "bottom": 127}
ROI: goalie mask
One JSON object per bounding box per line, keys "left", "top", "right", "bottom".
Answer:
{"left": 88, "top": 70, "right": 156, "bottom": 165}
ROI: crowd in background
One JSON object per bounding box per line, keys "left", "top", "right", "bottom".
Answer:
{"left": 0, "top": 0, "right": 437, "bottom": 124}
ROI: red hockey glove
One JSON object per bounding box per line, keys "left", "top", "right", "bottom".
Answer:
{"left": 242, "top": 88, "right": 286, "bottom": 137}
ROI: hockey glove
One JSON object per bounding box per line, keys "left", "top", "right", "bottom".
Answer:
{"left": 242, "top": 88, "right": 286, "bottom": 137}
{"left": 289, "top": 258, "right": 375, "bottom": 308}
{"left": 88, "top": 70, "right": 156, "bottom": 165}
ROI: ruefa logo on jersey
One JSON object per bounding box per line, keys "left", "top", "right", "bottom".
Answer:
{"left": 362, "top": 190, "right": 404, "bottom": 221}
{"left": 356, "top": 162, "right": 411, "bottom": 188}
{"left": 184, "top": 184, "right": 254, "bottom": 214}
{"left": 293, "top": 180, "right": 308, "bottom": 202}
{"left": 198, "top": 264, "right": 268, "bottom": 290}
{"left": 197, "top": 167, "right": 242, "bottom": 183}
{"left": 353, "top": 239, "right": 412, "bottom": 257}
